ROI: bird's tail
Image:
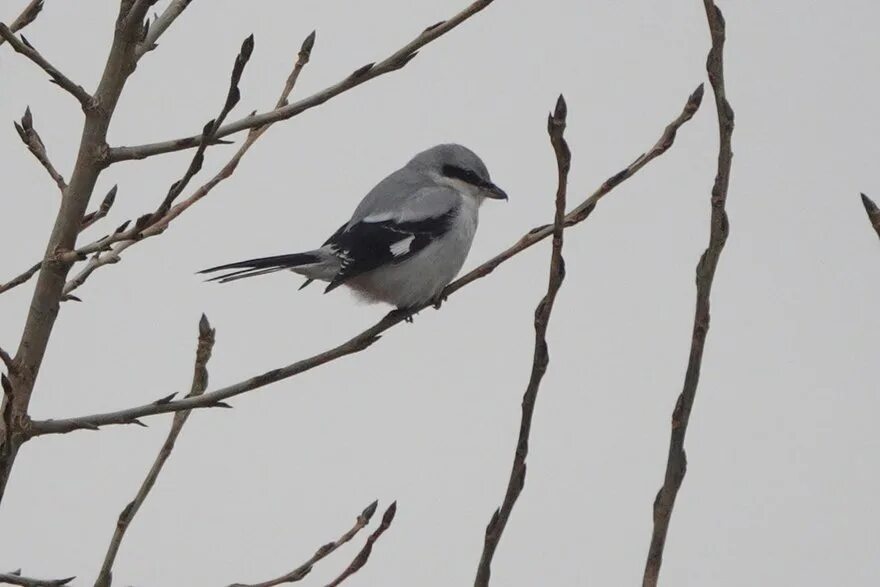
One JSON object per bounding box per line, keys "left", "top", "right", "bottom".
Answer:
{"left": 198, "top": 250, "right": 335, "bottom": 284}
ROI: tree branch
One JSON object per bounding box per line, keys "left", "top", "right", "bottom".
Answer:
{"left": 0, "top": 22, "right": 93, "bottom": 110}
{"left": 0, "top": 569, "right": 74, "bottom": 587}
{"left": 0, "top": 0, "right": 155, "bottom": 506}
{"left": 642, "top": 3, "right": 733, "bottom": 586}
{"left": 228, "top": 500, "right": 380, "bottom": 587}
{"left": 61, "top": 30, "right": 313, "bottom": 298}
{"left": 93, "top": 315, "right": 215, "bottom": 587}
{"left": 323, "top": 502, "right": 397, "bottom": 587}
{"left": 79, "top": 185, "right": 117, "bottom": 232}
{"left": 0, "top": 347, "right": 13, "bottom": 373}
{"left": 860, "top": 193, "right": 880, "bottom": 240}
{"left": 25, "top": 85, "right": 702, "bottom": 437}
{"left": 473, "top": 94, "right": 569, "bottom": 587}
{"left": 0, "top": 0, "right": 44, "bottom": 47}
{"left": 107, "top": 0, "right": 499, "bottom": 163}
{"left": 134, "top": 0, "right": 194, "bottom": 60}
{"left": 13, "top": 107, "right": 67, "bottom": 192}
{"left": 0, "top": 262, "right": 42, "bottom": 295}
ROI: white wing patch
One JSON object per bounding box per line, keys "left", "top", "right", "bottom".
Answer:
{"left": 362, "top": 212, "right": 395, "bottom": 223}
{"left": 389, "top": 235, "right": 416, "bottom": 257}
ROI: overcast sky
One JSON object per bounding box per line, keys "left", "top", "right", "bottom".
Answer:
{"left": 2, "top": 1, "right": 879, "bottom": 585}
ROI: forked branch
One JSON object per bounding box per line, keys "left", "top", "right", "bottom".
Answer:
{"left": 227, "top": 500, "right": 380, "bottom": 587}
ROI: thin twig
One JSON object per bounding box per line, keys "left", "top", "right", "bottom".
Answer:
{"left": 108, "top": 0, "right": 499, "bottom": 163}
{"left": 474, "top": 95, "right": 570, "bottom": 587}
{"left": 134, "top": 0, "right": 194, "bottom": 59}
{"left": 13, "top": 107, "right": 66, "bottom": 192}
{"left": 93, "top": 315, "right": 215, "bottom": 587}
{"left": 860, "top": 193, "right": 880, "bottom": 240}
{"left": 0, "top": 569, "right": 74, "bottom": 587}
{"left": 0, "top": 23, "right": 93, "bottom": 109}
{"left": 228, "top": 500, "right": 380, "bottom": 587}
{"left": 79, "top": 185, "right": 118, "bottom": 232}
{"left": 26, "top": 86, "right": 703, "bottom": 437}
{"left": 0, "top": 347, "right": 13, "bottom": 372}
{"left": 642, "top": 3, "right": 734, "bottom": 587}
{"left": 0, "top": 0, "right": 44, "bottom": 46}
{"left": 0, "top": 262, "right": 41, "bottom": 295}
{"left": 324, "top": 502, "right": 397, "bottom": 587}
{"left": 61, "top": 31, "right": 315, "bottom": 298}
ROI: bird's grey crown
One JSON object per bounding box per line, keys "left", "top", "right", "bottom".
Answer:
{"left": 407, "top": 143, "right": 492, "bottom": 184}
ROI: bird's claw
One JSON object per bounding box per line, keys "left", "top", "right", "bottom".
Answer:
{"left": 432, "top": 294, "right": 447, "bottom": 310}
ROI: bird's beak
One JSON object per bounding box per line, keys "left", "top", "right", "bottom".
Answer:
{"left": 484, "top": 182, "right": 508, "bottom": 200}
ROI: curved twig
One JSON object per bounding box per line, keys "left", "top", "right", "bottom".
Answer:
{"left": 474, "top": 94, "right": 569, "bottom": 587}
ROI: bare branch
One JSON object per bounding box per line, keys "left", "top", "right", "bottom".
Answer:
{"left": 108, "top": 0, "right": 499, "bottom": 163}
{"left": 27, "top": 86, "right": 702, "bottom": 437}
{"left": 0, "top": 0, "right": 44, "bottom": 46}
{"left": 0, "top": 347, "right": 13, "bottom": 372}
{"left": 134, "top": 0, "right": 194, "bottom": 59}
{"left": 0, "top": 23, "right": 93, "bottom": 109}
{"left": 324, "top": 502, "right": 397, "bottom": 587}
{"left": 0, "top": 262, "right": 41, "bottom": 295}
{"left": 474, "top": 94, "right": 569, "bottom": 587}
{"left": 642, "top": 3, "right": 734, "bottom": 587}
{"left": 0, "top": 0, "right": 156, "bottom": 506}
{"left": 79, "top": 185, "right": 117, "bottom": 232}
{"left": 860, "top": 193, "right": 880, "bottom": 240}
{"left": 0, "top": 569, "right": 74, "bottom": 587}
{"left": 13, "top": 107, "right": 67, "bottom": 192}
{"left": 228, "top": 500, "right": 380, "bottom": 587}
{"left": 61, "top": 30, "right": 314, "bottom": 298}
{"left": 94, "top": 314, "right": 215, "bottom": 587}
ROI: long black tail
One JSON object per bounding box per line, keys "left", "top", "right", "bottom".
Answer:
{"left": 198, "top": 252, "right": 320, "bottom": 284}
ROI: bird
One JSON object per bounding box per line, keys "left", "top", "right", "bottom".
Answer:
{"left": 199, "top": 144, "right": 507, "bottom": 309}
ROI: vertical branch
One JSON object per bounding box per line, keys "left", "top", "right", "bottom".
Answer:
{"left": 94, "top": 315, "right": 216, "bottom": 587}
{"left": 0, "top": 0, "right": 177, "bottom": 505}
{"left": 474, "top": 95, "right": 570, "bottom": 587}
{"left": 642, "top": 2, "right": 734, "bottom": 586}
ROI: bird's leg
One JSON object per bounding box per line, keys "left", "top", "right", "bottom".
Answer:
{"left": 432, "top": 292, "right": 447, "bottom": 310}
{"left": 389, "top": 307, "right": 416, "bottom": 323}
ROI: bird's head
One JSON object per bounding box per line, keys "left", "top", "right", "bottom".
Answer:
{"left": 411, "top": 144, "right": 508, "bottom": 203}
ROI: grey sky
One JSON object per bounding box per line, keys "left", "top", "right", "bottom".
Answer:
{"left": 1, "top": 0, "right": 879, "bottom": 585}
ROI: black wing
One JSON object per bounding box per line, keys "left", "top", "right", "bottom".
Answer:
{"left": 324, "top": 210, "right": 457, "bottom": 293}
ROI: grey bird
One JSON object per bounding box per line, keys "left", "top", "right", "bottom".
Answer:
{"left": 199, "top": 144, "right": 507, "bottom": 308}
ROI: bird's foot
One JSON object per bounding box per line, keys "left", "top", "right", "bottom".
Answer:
{"left": 432, "top": 293, "right": 448, "bottom": 310}
{"left": 390, "top": 308, "right": 416, "bottom": 323}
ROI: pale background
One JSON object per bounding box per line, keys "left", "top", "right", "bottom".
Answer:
{"left": 1, "top": 1, "right": 879, "bottom": 585}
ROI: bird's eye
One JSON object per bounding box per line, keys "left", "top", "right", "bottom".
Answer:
{"left": 442, "top": 164, "right": 482, "bottom": 186}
